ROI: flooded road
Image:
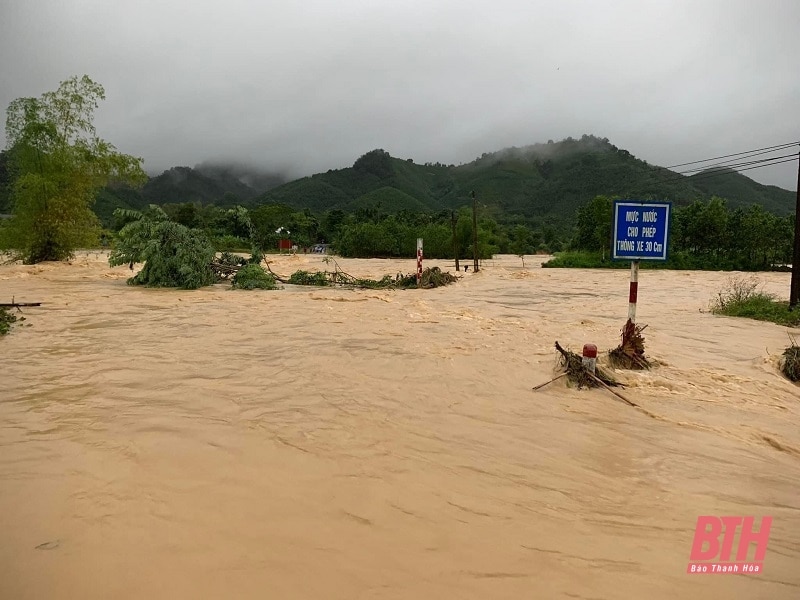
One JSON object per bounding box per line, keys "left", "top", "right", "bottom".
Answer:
{"left": 1, "top": 253, "right": 799, "bottom": 599}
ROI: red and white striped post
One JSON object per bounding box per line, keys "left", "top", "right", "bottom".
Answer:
{"left": 628, "top": 260, "right": 639, "bottom": 324}
{"left": 582, "top": 343, "right": 597, "bottom": 375}
{"left": 416, "top": 238, "right": 423, "bottom": 287}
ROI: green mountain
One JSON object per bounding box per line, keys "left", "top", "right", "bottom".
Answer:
{"left": 253, "top": 136, "right": 795, "bottom": 222}
{"left": 2, "top": 136, "right": 795, "bottom": 227}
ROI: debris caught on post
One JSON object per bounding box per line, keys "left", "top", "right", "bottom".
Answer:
{"left": 554, "top": 341, "right": 620, "bottom": 388}
{"left": 609, "top": 319, "right": 651, "bottom": 369}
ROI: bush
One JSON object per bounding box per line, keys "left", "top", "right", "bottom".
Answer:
{"left": 231, "top": 264, "right": 277, "bottom": 290}
{"left": 0, "top": 307, "right": 21, "bottom": 335}
{"left": 710, "top": 276, "right": 800, "bottom": 327}
{"left": 288, "top": 270, "right": 329, "bottom": 286}
{"left": 542, "top": 251, "right": 613, "bottom": 268}
{"left": 711, "top": 275, "right": 766, "bottom": 309}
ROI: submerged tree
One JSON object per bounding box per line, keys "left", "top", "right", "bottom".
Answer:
{"left": 109, "top": 206, "right": 216, "bottom": 289}
{"left": 1, "top": 75, "right": 145, "bottom": 263}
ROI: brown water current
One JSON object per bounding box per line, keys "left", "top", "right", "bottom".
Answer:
{"left": 1, "top": 252, "right": 799, "bottom": 599}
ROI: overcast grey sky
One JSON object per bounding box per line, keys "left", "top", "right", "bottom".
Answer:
{"left": 1, "top": 0, "right": 798, "bottom": 189}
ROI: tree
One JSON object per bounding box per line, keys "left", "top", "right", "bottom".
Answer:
{"left": 510, "top": 225, "right": 535, "bottom": 266}
{"left": 108, "top": 206, "right": 216, "bottom": 289}
{"left": 573, "top": 195, "right": 612, "bottom": 257}
{"left": 2, "top": 75, "right": 145, "bottom": 263}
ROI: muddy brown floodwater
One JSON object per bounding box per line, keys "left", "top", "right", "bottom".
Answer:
{"left": 1, "top": 252, "right": 799, "bottom": 599}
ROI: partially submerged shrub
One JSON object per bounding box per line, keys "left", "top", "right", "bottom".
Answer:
{"left": 0, "top": 307, "right": 20, "bottom": 335}
{"left": 288, "top": 270, "right": 329, "bottom": 286}
{"left": 231, "top": 264, "right": 277, "bottom": 290}
{"left": 109, "top": 206, "right": 216, "bottom": 289}
{"left": 710, "top": 275, "right": 800, "bottom": 326}
{"left": 781, "top": 337, "right": 800, "bottom": 382}
{"left": 711, "top": 275, "right": 771, "bottom": 311}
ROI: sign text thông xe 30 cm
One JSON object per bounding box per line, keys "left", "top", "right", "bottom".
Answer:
{"left": 612, "top": 201, "right": 671, "bottom": 261}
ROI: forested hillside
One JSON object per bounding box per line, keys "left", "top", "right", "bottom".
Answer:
{"left": 253, "top": 136, "right": 795, "bottom": 222}
{"left": 1, "top": 135, "right": 795, "bottom": 230}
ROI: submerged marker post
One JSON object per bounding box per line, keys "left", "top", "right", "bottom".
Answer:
{"left": 416, "top": 238, "right": 423, "bottom": 287}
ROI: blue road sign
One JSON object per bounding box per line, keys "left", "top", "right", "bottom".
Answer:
{"left": 612, "top": 201, "right": 671, "bottom": 261}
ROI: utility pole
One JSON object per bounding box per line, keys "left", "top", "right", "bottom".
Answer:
{"left": 472, "top": 190, "right": 479, "bottom": 272}
{"left": 451, "top": 210, "right": 460, "bottom": 272}
{"left": 791, "top": 147, "right": 800, "bottom": 308}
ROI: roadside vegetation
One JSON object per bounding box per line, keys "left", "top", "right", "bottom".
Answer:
{"left": 544, "top": 195, "right": 794, "bottom": 272}
{"left": 710, "top": 276, "right": 800, "bottom": 327}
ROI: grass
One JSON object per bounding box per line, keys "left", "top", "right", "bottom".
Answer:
{"left": 710, "top": 275, "right": 800, "bottom": 327}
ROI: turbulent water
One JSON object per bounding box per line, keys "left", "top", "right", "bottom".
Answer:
{"left": 1, "top": 253, "right": 799, "bottom": 599}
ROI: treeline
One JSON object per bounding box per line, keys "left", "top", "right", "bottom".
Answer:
{"left": 112, "top": 195, "right": 794, "bottom": 271}
{"left": 120, "top": 201, "right": 566, "bottom": 259}
{"left": 570, "top": 196, "right": 795, "bottom": 270}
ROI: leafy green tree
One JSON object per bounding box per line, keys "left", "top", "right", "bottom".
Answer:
{"left": 510, "top": 225, "right": 535, "bottom": 266}
{"left": 250, "top": 203, "right": 295, "bottom": 249}
{"left": 2, "top": 75, "right": 145, "bottom": 262}
{"left": 574, "top": 195, "right": 612, "bottom": 257}
{"left": 0, "top": 149, "right": 15, "bottom": 213}
{"left": 109, "top": 206, "right": 216, "bottom": 289}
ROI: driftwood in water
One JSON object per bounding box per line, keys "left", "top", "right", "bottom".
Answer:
{"left": 2, "top": 297, "right": 42, "bottom": 310}
{"left": 265, "top": 259, "right": 458, "bottom": 290}
{"left": 210, "top": 262, "right": 242, "bottom": 279}
{"left": 0, "top": 302, "right": 42, "bottom": 308}
{"left": 587, "top": 372, "right": 638, "bottom": 407}
{"left": 531, "top": 372, "right": 568, "bottom": 391}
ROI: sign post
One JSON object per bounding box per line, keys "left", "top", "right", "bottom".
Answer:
{"left": 416, "top": 238, "right": 423, "bottom": 287}
{"left": 612, "top": 201, "right": 671, "bottom": 324}
{"left": 628, "top": 260, "right": 639, "bottom": 323}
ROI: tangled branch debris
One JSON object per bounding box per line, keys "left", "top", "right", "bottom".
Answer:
{"left": 211, "top": 251, "right": 264, "bottom": 280}
{"left": 781, "top": 334, "right": 800, "bottom": 382}
{"left": 554, "top": 341, "right": 621, "bottom": 388}
{"left": 265, "top": 258, "right": 459, "bottom": 290}
{"left": 609, "top": 319, "right": 651, "bottom": 369}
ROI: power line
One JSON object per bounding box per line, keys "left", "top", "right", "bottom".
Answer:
{"left": 676, "top": 152, "right": 800, "bottom": 175}
{"left": 676, "top": 147, "right": 800, "bottom": 174}
{"left": 676, "top": 155, "right": 799, "bottom": 186}
{"left": 666, "top": 141, "right": 800, "bottom": 169}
